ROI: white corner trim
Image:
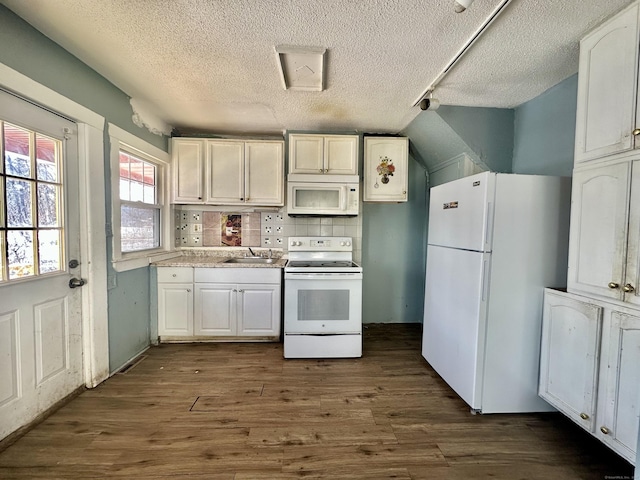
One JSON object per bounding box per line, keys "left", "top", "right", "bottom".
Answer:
{"left": 0, "top": 63, "right": 104, "bottom": 129}
{"left": 108, "top": 123, "right": 170, "bottom": 163}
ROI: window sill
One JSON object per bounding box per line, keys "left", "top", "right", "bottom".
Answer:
{"left": 112, "top": 250, "right": 180, "bottom": 273}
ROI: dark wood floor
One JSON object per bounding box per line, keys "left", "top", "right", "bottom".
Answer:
{"left": 0, "top": 324, "right": 634, "bottom": 479}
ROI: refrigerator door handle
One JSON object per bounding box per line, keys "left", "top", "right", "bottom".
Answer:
{"left": 485, "top": 202, "right": 494, "bottom": 248}
{"left": 481, "top": 258, "right": 490, "bottom": 301}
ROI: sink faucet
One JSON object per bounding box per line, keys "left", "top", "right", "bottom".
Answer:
{"left": 268, "top": 249, "right": 272, "bottom": 259}
{"left": 248, "top": 247, "right": 257, "bottom": 257}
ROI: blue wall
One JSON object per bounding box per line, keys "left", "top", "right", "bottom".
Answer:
{"left": 0, "top": 5, "right": 167, "bottom": 373}
{"left": 512, "top": 75, "right": 577, "bottom": 176}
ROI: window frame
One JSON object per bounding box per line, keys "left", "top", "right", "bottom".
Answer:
{"left": 109, "top": 124, "right": 173, "bottom": 272}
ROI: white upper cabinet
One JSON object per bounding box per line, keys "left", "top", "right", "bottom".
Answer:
{"left": 568, "top": 160, "right": 631, "bottom": 301}
{"left": 363, "top": 136, "right": 408, "bottom": 202}
{"left": 574, "top": 2, "right": 640, "bottom": 163}
{"left": 289, "top": 134, "right": 358, "bottom": 175}
{"left": 171, "top": 138, "right": 284, "bottom": 206}
{"left": 172, "top": 139, "right": 205, "bottom": 203}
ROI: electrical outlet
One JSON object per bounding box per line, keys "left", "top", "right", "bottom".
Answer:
{"left": 262, "top": 213, "right": 273, "bottom": 223}
{"left": 191, "top": 223, "right": 202, "bottom": 233}
{"left": 264, "top": 226, "right": 272, "bottom": 234}
{"left": 263, "top": 237, "right": 272, "bottom": 245}
{"left": 275, "top": 213, "right": 284, "bottom": 222}
{"left": 275, "top": 237, "right": 283, "bottom": 245}
{"left": 181, "top": 236, "right": 189, "bottom": 245}
{"left": 191, "top": 212, "right": 201, "bottom": 222}
{"left": 276, "top": 225, "right": 283, "bottom": 233}
{"left": 181, "top": 212, "right": 189, "bottom": 222}
{"left": 190, "top": 235, "right": 201, "bottom": 246}
{"left": 180, "top": 223, "right": 189, "bottom": 231}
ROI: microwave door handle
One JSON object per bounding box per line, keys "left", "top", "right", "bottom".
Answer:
{"left": 341, "top": 186, "right": 347, "bottom": 211}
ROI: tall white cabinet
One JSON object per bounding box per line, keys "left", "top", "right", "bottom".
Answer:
{"left": 540, "top": 1, "right": 640, "bottom": 466}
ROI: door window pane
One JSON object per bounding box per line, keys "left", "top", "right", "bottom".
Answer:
{"left": 37, "top": 183, "right": 59, "bottom": 227}
{"left": 4, "top": 123, "right": 31, "bottom": 177}
{"left": 8, "top": 230, "right": 34, "bottom": 279}
{"left": 38, "top": 229, "right": 61, "bottom": 273}
{"left": 36, "top": 134, "right": 58, "bottom": 182}
{"left": 7, "top": 178, "right": 33, "bottom": 227}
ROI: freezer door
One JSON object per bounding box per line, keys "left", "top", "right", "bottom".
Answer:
{"left": 427, "top": 171, "right": 495, "bottom": 252}
{"left": 422, "top": 245, "right": 490, "bottom": 410}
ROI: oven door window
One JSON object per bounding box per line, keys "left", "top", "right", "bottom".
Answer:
{"left": 298, "top": 289, "right": 350, "bottom": 321}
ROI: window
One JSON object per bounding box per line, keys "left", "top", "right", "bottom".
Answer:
{"left": 1, "top": 121, "right": 64, "bottom": 282}
{"left": 109, "top": 124, "right": 171, "bottom": 272}
{"left": 119, "top": 150, "right": 160, "bottom": 253}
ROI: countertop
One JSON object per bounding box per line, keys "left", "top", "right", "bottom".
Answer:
{"left": 153, "top": 251, "right": 286, "bottom": 269}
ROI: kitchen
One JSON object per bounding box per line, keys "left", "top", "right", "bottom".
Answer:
{"left": 0, "top": 0, "right": 639, "bottom": 477}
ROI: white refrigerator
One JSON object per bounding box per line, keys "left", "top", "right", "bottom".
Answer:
{"left": 422, "top": 171, "right": 571, "bottom": 413}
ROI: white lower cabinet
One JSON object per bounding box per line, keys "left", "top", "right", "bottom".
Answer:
{"left": 540, "top": 289, "right": 639, "bottom": 464}
{"left": 158, "top": 266, "right": 282, "bottom": 340}
{"left": 158, "top": 267, "right": 194, "bottom": 337}
{"left": 193, "top": 268, "right": 281, "bottom": 339}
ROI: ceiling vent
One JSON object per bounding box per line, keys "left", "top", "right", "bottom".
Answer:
{"left": 275, "top": 45, "right": 326, "bottom": 91}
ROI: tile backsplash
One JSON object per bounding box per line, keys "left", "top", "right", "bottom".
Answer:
{"left": 175, "top": 206, "right": 362, "bottom": 263}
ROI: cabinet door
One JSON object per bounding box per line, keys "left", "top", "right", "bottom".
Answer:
{"left": 567, "top": 161, "right": 631, "bottom": 300}
{"left": 324, "top": 136, "right": 358, "bottom": 174}
{"left": 194, "top": 283, "right": 236, "bottom": 335}
{"left": 598, "top": 311, "right": 640, "bottom": 463}
{"left": 624, "top": 160, "right": 640, "bottom": 305}
{"left": 574, "top": 3, "right": 640, "bottom": 163}
{"left": 289, "top": 135, "right": 324, "bottom": 174}
{"left": 245, "top": 142, "right": 284, "bottom": 205}
{"left": 158, "top": 283, "right": 193, "bottom": 336}
{"left": 206, "top": 141, "right": 244, "bottom": 204}
{"left": 237, "top": 284, "right": 281, "bottom": 337}
{"left": 172, "top": 139, "right": 204, "bottom": 203}
{"left": 363, "top": 137, "right": 408, "bottom": 202}
{"left": 539, "top": 290, "right": 602, "bottom": 432}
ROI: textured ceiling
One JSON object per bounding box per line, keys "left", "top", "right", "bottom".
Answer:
{"left": 1, "top": 0, "right": 633, "bottom": 136}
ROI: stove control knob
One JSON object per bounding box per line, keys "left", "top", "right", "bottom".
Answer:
{"left": 340, "top": 241, "right": 346, "bottom": 246}
{"left": 345, "top": 241, "right": 351, "bottom": 246}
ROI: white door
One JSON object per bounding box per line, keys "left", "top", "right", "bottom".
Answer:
{"left": 194, "top": 283, "right": 237, "bottom": 335}
{"left": 171, "top": 138, "right": 204, "bottom": 203}
{"left": 363, "top": 137, "right": 408, "bottom": 202}
{"left": 288, "top": 135, "right": 324, "bottom": 174}
{"left": 574, "top": 2, "right": 640, "bottom": 163}
{"left": 599, "top": 311, "right": 640, "bottom": 464}
{"left": 567, "top": 161, "right": 630, "bottom": 300}
{"left": 0, "top": 91, "right": 83, "bottom": 440}
{"left": 422, "top": 245, "right": 489, "bottom": 410}
{"left": 245, "top": 141, "right": 284, "bottom": 206}
{"left": 206, "top": 141, "right": 244, "bottom": 204}
{"left": 538, "top": 290, "right": 602, "bottom": 432}
{"left": 427, "top": 171, "right": 495, "bottom": 252}
{"left": 238, "top": 284, "right": 281, "bottom": 336}
{"left": 324, "top": 135, "right": 358, "bottom": 175}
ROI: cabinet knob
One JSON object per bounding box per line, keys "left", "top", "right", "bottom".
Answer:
{"left": 608, "top": 282, "right": 620, "bottom": 289}
{"left": 623, "top": 283, "right": 635, "bottom": 293}
{"left": 187, "top": 289, "right": 191, "bottom": 292}
{"left": 239, "top": 289, "right": 244, "bottom": 293}
{"left": 579, "top": 412, "right": 590, "bottom": 420}
{"left": 600, "top": 426, "right": 610, "bottom": 435}
{"left": 633, "top": 128, "right": 640, "bottom": 136}
{"left": 319, "top": 169, "right": 324, "bottom": 173}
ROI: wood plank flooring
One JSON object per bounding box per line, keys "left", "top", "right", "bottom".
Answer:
{"left": 0, "top": 324, "right": 634, "bottom": 479}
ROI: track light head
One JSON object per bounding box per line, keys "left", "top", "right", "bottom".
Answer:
{"left": 419, "top": 98, "right": 440, "bottom": 111}
{"left": 454, "top": 0, "right": 474, "bottom": 13}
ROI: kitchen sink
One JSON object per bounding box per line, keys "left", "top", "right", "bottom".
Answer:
{"left": 223, "top": 257, "right": 276, "bottom": 264}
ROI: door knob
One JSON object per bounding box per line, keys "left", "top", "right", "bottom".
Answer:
{"left": 69, "top": 278, "right": 86, "bottom": 289}
{"left": 623, "top": 283, "right": 635, "bottom": 293}
{"left": 608, "top": 282, "right": 620, "bottom": 289}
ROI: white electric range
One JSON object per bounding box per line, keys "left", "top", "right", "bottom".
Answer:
{"left": 284, "top": 236, "right": 363, "bottom": 358}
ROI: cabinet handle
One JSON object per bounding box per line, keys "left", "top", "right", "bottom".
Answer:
{"left": 187, "top": 289, "right": 191, "bottom": 293}
{"left": 633, "top": 128, "right": 640, "bottom": 136}
{"left": 608, "top": 282, "right": 620, "bottom": 289}
{"left": 172, "top": 274, "right": 177, "bottom": 277}
{"left": 239, "top": 289, "right": 244, "bottom": 293}
{"left": 623, "top": 283, "right": 635, "bottom": 293}
{"left": 600, "top": 426, "right": 610, "bottom": 435}
{"left": 579, "top": 412, "right": 590, "bottom": 420}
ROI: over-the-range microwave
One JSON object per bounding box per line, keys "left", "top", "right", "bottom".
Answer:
{"left": 287, "top": 174, "right": 359, "bottom": 216}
